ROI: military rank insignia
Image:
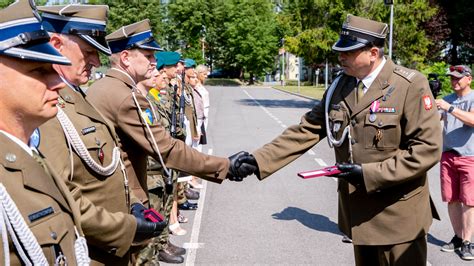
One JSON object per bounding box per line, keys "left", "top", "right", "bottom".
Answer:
{"left": 141, "top": 108, "right": 154, "bottom": 125}
{"left": 422, "top": 95, "right": 433, "bottom": 110}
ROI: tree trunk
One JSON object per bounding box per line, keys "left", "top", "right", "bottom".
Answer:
{"left": 249, "top": 72, "right": 254, "bottom": 85}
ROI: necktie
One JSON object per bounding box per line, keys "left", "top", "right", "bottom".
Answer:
{"left": 356, "top": 80, "right": 365, "bottom": 103}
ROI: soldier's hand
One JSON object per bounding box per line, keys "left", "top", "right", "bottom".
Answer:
{"left": 227, "top": 151, "right": 259, "bottom": 181}
{"left": 133, "top": 217, "right": 167, "bottom": 242}
{"left": 132, "top": 203, "right": 167, "bottom": 242}
{"left": 332, "top": 163, "right": 364, "bottom": 186}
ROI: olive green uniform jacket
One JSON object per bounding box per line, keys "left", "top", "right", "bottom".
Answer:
{"left": 253, "top": 59, "right": 441, "bottom": 245}
{"left": 39, "top": 85, "right": 136, "bottom": 265}
{"left": 86, "top": 68, "right": 229, "bottom": 204}
{"left": 0, "top": 133, "right": 83, "bottom": 265}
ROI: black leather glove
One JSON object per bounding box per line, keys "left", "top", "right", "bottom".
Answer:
{"left": 227, "top": 151, "right": 259, "bottom": 181}
{"left": 132, "top": 203, "right": 167, "bottom": 242}
{"left": 332, "top": 163, "right": 364, "bottom": 186}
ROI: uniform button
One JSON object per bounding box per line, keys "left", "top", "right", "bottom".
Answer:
{"left": 5, "top": 153, "right": 16, "bottom": 162}
{"left": 108, "top": 248, "right": 117, "bottom": 254}
{"left": 378, "top": 121, "right": 383, "bottom": 126}
{"left": 351, "top": 139, "right": 356, "bottom": 145}
{"left": 50, "top": 232, "right": 57, "bottom": 240}
{"left": 64, "top": 95, "right": 72, "bottom": 101}
{"left": 351, "top": 119, "right": 356, "bottom": 126}
{"left": 376, "top": 189, "right": 381, "bottom": 193}
{"left": 215, "top": 172, "right": 220, "bottom": 178}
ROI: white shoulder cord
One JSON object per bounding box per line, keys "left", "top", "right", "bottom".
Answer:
{"left": 0, "top": 183, "right": 48, "bottom": 265}
{"left": 131, "top": 90, "right": 172, "bottom": 178}
{"left": 73, "top": 227, "right": 90, "bottom": 266}
{"left": 324, "top": 75, "right": 354, "bottom": 163}
{"left": 56, "top": 108, "right": 121, "bottom": 177}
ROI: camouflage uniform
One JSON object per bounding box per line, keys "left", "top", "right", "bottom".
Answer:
{"left": 136, "top": 85, "right": 185, "bottom": 265}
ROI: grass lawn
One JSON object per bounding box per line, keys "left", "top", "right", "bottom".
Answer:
{"left": 273, "top": 85, "right": 326, "bottom": 100}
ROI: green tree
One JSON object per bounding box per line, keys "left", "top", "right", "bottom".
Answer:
{"left": 278, "top": 0, "right": 438, "bottom": 70}
{"left": 165, "top": 0, "right": 278, "bottom": 83}
{"left": 223, "top": 0, "right": 278, "bottom": 83}
{"left": 1, "top": 0, "right": 47, "bottom": 9}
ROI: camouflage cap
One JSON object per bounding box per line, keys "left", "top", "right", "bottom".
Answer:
{"left": 332, "top": 14, "right": 388, "bottom": 52}
{"left": 39, "top": 4, "right": 111, "bottom": 55}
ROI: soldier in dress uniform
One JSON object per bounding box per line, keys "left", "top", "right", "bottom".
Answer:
{"left": 86, "top": 18, "right": 232, "bottom": 222}
{"left": 36, "top": 5, "right": 166, "bottom": 265}
{"left": 0, "top": 1, "right": 89, "bottom": 264}
{"left": 228, "top": 15, "right": 442, "bottom": 265}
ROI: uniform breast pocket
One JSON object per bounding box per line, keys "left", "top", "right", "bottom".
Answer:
{"left": 364, "top": 114, "right": 401, "bottom": 150}
{"left": 329, "top": 109, "right": 347, "bottom": 140}
{"left": 29, "top": 211, "right": 71, "bottom": 263}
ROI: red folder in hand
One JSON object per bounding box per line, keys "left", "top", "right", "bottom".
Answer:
{"left": 297, "top": 166, "right": 341, "bottom": 179}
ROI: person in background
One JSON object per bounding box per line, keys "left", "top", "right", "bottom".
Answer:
{"left": 195, "top": 64, "right": 211, "bottom": 149}
{"left": 436, "top": 65, "right": 474, "bottom": 261}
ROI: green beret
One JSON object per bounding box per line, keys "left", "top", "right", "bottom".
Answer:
{"left": 156, "top": 51, "right": 180, "bottom": 69}
{"left": 184, "top": 58, "right": 196, "bottom": 68}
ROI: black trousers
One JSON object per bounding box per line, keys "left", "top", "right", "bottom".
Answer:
{"left": 353, "top": 236, "right": 427, "bottom": 266}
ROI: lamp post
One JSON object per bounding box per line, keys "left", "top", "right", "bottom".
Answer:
{"left": 384, "top": 0, "right": 394, "bottom": 59}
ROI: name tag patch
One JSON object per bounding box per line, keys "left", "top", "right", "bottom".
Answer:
{"left": 81, "top": 126, "right": 96, "bottom": 135}
{"left": 28, "top": 206, "right": 54, "bottom": 222}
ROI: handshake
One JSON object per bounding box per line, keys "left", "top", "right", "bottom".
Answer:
{"left": 227, "top": 151, "right": 259, "bottom": 181}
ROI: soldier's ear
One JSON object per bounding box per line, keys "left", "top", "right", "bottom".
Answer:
{"left": 121, "top": 50, "right": 131, "bottom": 67}
{"left": 49, "top": 34, "right": 65, "bottom": 52}
{"left": 369, "top": 46, "right": 379, "bottom": 62}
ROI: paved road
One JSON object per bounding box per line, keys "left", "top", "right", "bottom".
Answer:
{"left": 166, "top": 85, "right": 469, "bottom": 265}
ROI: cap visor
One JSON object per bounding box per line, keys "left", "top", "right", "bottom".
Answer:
{"left": 137, "top": 40, "right": 163, "bottom": 51}
{"left": 447, "top": 71, "right": 464, "bottom": 78}
{"left": 3, "top": 41, "right": 71, "bottom": 65}
{"left": 80, "top": 35, "right": 112, "bottom": 56}
{"left": 332, "top": 39, "right": 367, "bottom": 52}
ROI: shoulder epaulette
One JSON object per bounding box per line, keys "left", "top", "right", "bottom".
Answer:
{"left": 393, "top": 66, "right": 417, "bottom": 82}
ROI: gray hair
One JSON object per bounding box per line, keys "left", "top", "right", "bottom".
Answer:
{"left": 196, "top": 64, "right": 209, "bottom": 74}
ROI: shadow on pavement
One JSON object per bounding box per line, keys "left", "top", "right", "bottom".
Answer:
{"left": 428, "top": 233, "right": 446, "bottom": 247}
{"left": 236, "top": 99, "right": 318, "bottom": 109}
{"left": 272, "top": 206, "right": 342, "bottom": 236}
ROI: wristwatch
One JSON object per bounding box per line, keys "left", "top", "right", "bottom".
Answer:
{"left": 448, "top": 105, "right": 455, "bottom": 113}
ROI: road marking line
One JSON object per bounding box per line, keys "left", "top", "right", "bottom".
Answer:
{"left": 243, "top": 90, "right": 287, "bottom": 129}
{"left": 314, "top": 158, "right": 328, "bottom": 166}
{"left": 183, "top": 243, "right": 205, "bottom": 249}
{"left": 185, "top": 149, "right": 212, "bottom": 266}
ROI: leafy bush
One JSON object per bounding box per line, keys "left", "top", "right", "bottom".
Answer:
{"left": 420, "top": 62, "right": 451, "bottom": 98}
{"left": 284, "top": 80, "right": 314, "bottom": 86}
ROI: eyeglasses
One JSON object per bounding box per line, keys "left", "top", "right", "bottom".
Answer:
{"left": 450, "top": 66, "right": 471, "bottom": 75}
